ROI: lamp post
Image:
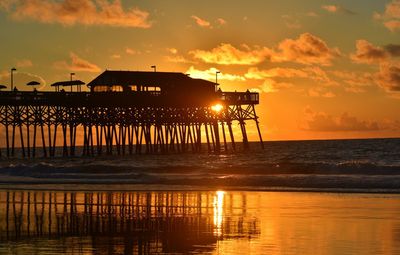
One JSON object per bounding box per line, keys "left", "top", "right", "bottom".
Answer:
{"left": 11, "top": 68, "right": 16, "bottom": 91}
{"left": 70, "top": 72, "right": 75, "bottom": 92}
{"left": 151, "top": 65, "right": 156, "bottom": 72}
{"left": 215, "top": 71, "right": 220, "bottom": 91}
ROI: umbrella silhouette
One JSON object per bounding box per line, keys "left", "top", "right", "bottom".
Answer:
{"left": 0, "top": 84, "right": 7, "bottom": 90}
{"left": 27, "top": 81, "right": 40, "bottom": 91}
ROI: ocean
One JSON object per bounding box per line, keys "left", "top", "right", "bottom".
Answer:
{"left": 0, "top": 138, "right": 399, "bottom": 192}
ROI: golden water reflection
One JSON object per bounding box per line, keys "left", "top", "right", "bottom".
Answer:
{"left": 213, "top": 190, "right": 225, "bottom": 237}
{"left": 1, "top": 190, "right": 400, "bottom": 254}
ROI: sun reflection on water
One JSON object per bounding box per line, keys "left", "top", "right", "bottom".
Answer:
{"left": 213, "top": 190, "right": 225, "bottom": 237}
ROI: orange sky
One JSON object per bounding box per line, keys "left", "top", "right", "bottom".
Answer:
{"left": 0, "top": 0, "right": 399, "bottom": 141}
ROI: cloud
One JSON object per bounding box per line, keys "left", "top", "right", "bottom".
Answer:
{"left": 376, "top": 62, "right": 400, "bottom": 92}
{"left": 272, "top": 33, "right": 341, "bottom": 66}
{"left": 190, "top": 43, "right": 271, "bottom": 65}
{"left": 302, "top": 107, "right": 380, "bottom": 132}
{"left": 245, "top": 67, "right": 308, "bottom": 79}
{"left": 164, "top": 55, "right": 192, "bottom": 63}
{"left": 306, "top": 12, "right": 319, "bottom": 17}
{"left": 385, "top": 44, "right": 400, "bottom": 56}
{"left": 330, "top": 70, "right": 374, "bottom": 93}
{"left": 0, "top": 70, "right": 46, "bottom": 90}
{"left": 217, "top": 18, "right": 227, "bottom": 25}
{"left": 245, "top": 66, "right": 338, "bottom": 87}
{"left": 16, "top": 59, "right": 33, "bottom": 67}
{"left": 186, "top": 66, "right": 245, "bottom": 81}
{"left": 308, "top": 87, "right": 335, "bottom": 98}
{"left": 111, "top": 54, "right": 121, "bottom": 59}
{"left": 281, "top": 14, "right": 301, "bottom": 29}
{"left": 191, "top": 15, "right": 211, "bottom": 28}
{"left": 189, "top": 33, "right": 339, "bottom": 66}
{"left": 166, "top": 48, "right": 178, "bottom": 54}
{"left": 0, "top": 0, "right": 151, "bottom": 28}
{"left": 350, "top": 40, "right": 388, "bottom": 64}
{"left": 54, "top": 52, "right": 101, "bottom": 73}
{"left": 125, "top": 48, "right": 138, "bottom": 55}
{"left": 250, "top": 79, "right": 293, "bottom": 93}
{"left": 321, "top": 5, "right": 356, "bottom": 15}
{"left": 374, "top": 0, "right": 400, "bottom": 31}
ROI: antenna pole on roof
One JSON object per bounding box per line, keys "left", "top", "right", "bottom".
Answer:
{"left": 151, "top": 65, "right": 157, "bottom": 72}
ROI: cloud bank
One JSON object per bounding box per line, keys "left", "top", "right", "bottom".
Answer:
{"left": 0, "top": 0, "right": 151, "bottom": 28}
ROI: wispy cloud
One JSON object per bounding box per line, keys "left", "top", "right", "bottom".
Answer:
{"left": 111, "top": 54, "right": 121, "bottom": 59}
{"left": 281, "top": 14, "right": 301, "bottom": 29}
{"left": 0, "top": 0, "right": 151, "bottom": 28}
{"left": 322, "top": 5, "right": 356, "bottom": 15}
{"left": 54, "top": 52, "right": 101, "bottom": 73}
{"left": 257, "top": 79, "right": 293, "bottom": 93}
{"left": 245, "top": 67, "right": 308, "bottom": 79}
{"left": 16, "top": 59, "right": 33, "bottom": 68}
{"left": 302, "top": 107, "right": 380, "bottom": 132}
{"left": 0, "top": 70, "right": 46, "bottom": 90}
{"left": 186, "top": 66, "right": 245, "bottom": 81}
{"left": 189, "top": 43, "right": 271, "bottom": 65}
{"left": 374, "top": 0, "right": 400, "bottom": 32}
{"left": 217, "top": 18, "right": 227, "bottom": 25}
{"left": 308, "top": 87, "right": 336, "bottom": 98}
{"left": 125, "top": 48, "right": 139, "bottom": 55}
{"left": 191, "top": 15, "right": 211, "bottom": 28}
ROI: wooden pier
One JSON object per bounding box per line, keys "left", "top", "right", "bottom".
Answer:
{"left": 0, "top": 71, "right": 263, "bottom": 158}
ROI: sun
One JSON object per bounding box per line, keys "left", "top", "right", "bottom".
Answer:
{"left": 211, "top": 104, "right": 223, "bottom": 112}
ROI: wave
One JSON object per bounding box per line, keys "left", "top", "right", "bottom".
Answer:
{"left": 0, "top": 159, "right": 400, "bottom": 192}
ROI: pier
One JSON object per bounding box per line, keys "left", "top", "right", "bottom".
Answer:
{"left": 0, "top": 70, "right": 263, "bottom": 158}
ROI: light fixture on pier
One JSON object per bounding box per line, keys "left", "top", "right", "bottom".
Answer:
{"left": 151, "top": 65, "right": 157, "bottom": 72}
{"left": 11, "top": 68, "right": 16, "bottom": 91}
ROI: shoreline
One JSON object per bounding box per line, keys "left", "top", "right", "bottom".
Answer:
{"left": 0, "top": 183, "right": 399, "bottom": 195}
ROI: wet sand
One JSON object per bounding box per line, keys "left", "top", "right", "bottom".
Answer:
{"left": 0, "top": 190, "right": 400, "bottom": 254}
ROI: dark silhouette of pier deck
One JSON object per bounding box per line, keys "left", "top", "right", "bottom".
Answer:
{"left": 0, "top": 70, "right": 263, "bottom": 158}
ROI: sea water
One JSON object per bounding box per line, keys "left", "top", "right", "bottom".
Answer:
{"left": 0, "top": 138, "right": 399, "bottom": 192}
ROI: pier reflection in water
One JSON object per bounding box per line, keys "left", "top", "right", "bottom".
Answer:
{"left": 0, "top": 190, "right": 259, "bottom": 254}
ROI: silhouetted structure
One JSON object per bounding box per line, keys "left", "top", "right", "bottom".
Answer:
{"left": 0, "top": 70, "right": 263, "bottom": 158}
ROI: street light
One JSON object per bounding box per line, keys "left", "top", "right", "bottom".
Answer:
{"left": 151, "top": 65, "right": 156, "bottom": 72}
{"left": 11, "top": 68, "right": 16, "bottom": 91}
{"left": 215, "top": 71, "right": 221, "bottom": 91}
{"left": 70, "top": 73, "right": 75, "bottom": 92}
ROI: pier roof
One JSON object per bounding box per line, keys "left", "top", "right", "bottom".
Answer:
{"left": 87, "top": 70, "right": 216, "bottom": 88}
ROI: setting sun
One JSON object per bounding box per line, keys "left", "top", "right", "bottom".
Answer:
{"left": 211, "top": 103, "right": 224, "bottom": 112}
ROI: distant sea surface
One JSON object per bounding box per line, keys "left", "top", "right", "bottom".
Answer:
{"left": 0, "top": 138, "right": 399, "bottom": 192}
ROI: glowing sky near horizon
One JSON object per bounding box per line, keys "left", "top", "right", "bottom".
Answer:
{"left": 0, "top": 0, "right": 400, "bottom": 141}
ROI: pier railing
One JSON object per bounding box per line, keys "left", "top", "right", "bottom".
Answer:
{"left": 0, "top": 91, "right": 259, "bottom": 107}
